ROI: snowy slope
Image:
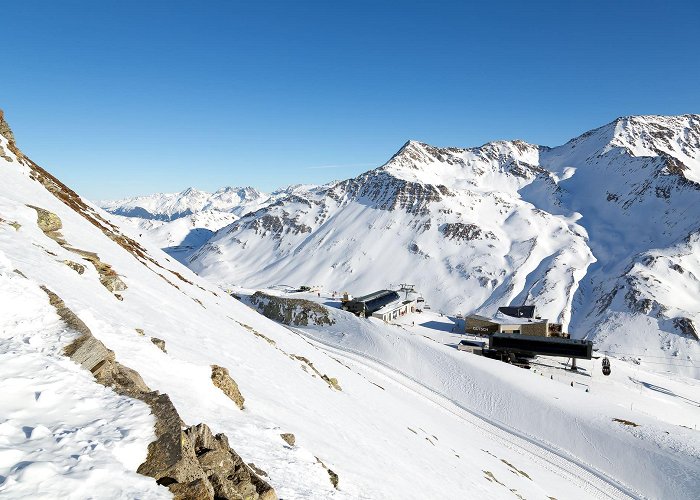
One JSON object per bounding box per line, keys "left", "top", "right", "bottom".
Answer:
{"left": 110, "top": 210, "right": 240, "bottom": 264}
{"left": 189, "top": 115, "right": 700, "bottom": 377}
{"left": 7, "top": 112, "right": 690, "bottom": 498}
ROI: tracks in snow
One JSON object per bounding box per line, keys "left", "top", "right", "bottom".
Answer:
{"left": 288, "top": 327, "right": 641, "bottom": 500}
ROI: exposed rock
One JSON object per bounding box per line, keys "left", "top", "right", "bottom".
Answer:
{"left": 322, "top": 375, "right": 342, "bottom": 391}
{"left": 63, "top": 260, "right": 86, "bottom": 274}
{"left": 151, "top": 337, "right": 167, "bottom": 353}
{"left": 440, "top": 222, "right": 496, "bottom": 242}
{"left": 0, "top": 217, "right": 21, "bottom": 230}
{"left": 0, "top": 109, "right": 17, "bottom": 145}
{"left": 185, "top": 423, "right": 218, "bottom": 454}
{"left": 135, "top": 328, "right": 145, "bottom": 336}
{"left": 280, "top": 433, "right": 295, "bottom": 446}
{"left": 249, "top": 291, "right": 334, "bottom": 326}
{"left": 291, "top": 355, "right": 342, "bottom": 391}
{"left": 168, "top": 478, "right": 215, "bottom": 500}
{"left": 40, "top": 286, "right": 276, "bottom": 500}
{"left": 673, "top": 317, "right": 698, "bottom": 340}
{"left": 248, "top": 463, "right": 268, "bottom": 477}
{"left": 137, "top": 392, "right": 208, "bottom": 485}
{"left": 0, "top": 109, "right": 25, "bottom": 162}
{"left": 315, "top": 456, "right": 339, "bottom": 489}
{"left": 27, "top": 204, "right": 63, "bottom": 237}
{"left": 211, "top": 364, "right": 245, "bottom": 409}
{"left": 28, "top": 205, "right": 127, "bottom": 295}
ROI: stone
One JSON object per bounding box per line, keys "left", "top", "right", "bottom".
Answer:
{"left": 198, "top": 449, "right": 235, "bottom": 473}
{"left": 248, "top": 463, "right": 268, "bottom": 477}
{"left": 27, "top": 205, "right": 62, "bottom": 233}
{"left": 151, "top": 337, "right": 167, "bottom": 353}
{"left": 280, "top": 433, "right": 295, "bottom": 446}
{"left": 315, "top": 456, "right": 339, "bottom": 489}
{"left": 100, "top": 273, "right": 128, "bottom": 293}
{"left": 137, "top": 393, "right": 207, "bottom": 485}
{"left": 185, "top": 423, "right": 219, "bottom": 455}
{"left": 168, "top": 478, "right": 215, "bottom": 500}
{"left": 63, "top": 260, "right": 86, "bottom": 274}
{"left": 208, "top": 471, "right": 245, "bottom": 499}
{"left": 211, "top": 365, "right": 245, "bottom": 409}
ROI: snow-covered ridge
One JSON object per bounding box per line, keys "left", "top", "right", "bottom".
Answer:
{"left": 188, "top": 114, "right": 700, "bottom": 378}
{"left": 100, "top": 185, "right": 269, "bottom": 221}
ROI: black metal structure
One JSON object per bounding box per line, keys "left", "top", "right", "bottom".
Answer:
{"left": 497, "top": 306, "right": 537, "bottom": 319}
{"left": 343, "top": 290, "right": 401, "bottom": 317}
{"left": 489, "top": 333, "right": 593, "bottom": 359}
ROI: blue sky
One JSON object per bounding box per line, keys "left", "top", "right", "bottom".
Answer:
{"left": 3, "top": 0, "right": 698, "bottom": 199}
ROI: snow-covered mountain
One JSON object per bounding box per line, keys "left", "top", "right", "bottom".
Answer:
{"left": 100, "top": 186, "right": 269, "bottom": 221}
{"left": 2, "top": 110, "right": 699, "bottom": 499}
{"left": 188, "top": 115, "right": 700, "bottom": 377}
{"left": 100, "top": 187, "right": 271, "bottom": 263}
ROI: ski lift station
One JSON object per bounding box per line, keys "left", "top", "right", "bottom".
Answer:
{"left": 461, "top": 305, "right": 593, "bottom": 368}
{"left": 465, "top": 306, "right": 564, "bottom": 337}
{"left": 342, "top": 288, "right": 419, "bottom": 322}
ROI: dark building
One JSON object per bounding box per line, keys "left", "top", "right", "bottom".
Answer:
{"left": 343, "top": 290, "right": 401, "bottom": 317}
{"left": 497, "top": 305, "right": 537, "bottom": 319}
{"left": 489, "top": 333, "right": 593, "bottom": 359}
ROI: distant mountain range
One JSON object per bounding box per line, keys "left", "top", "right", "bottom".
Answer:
{"left": 101, "top": 115, "right": 700, "bottom": 377}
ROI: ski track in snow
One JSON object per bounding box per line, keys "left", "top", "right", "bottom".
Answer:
{"left": 288, "top": 326, "right": 639, "bottom": 500}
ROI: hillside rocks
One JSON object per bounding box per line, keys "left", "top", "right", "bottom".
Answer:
{"left": 280, "top": 433, "right": 295, "bottom": 446}
{"left": 211, "top": 364, "right": 245, "bottom": 409}
{"left": 28, "top": 205, "right": 128, "bottom": 295}
{"left": 440, "top": 222, "right": 496, "bottom": 242}
{"left": 673, "top": 317, "right": 698, "bottom": 340}
{"left": 28, "top": 204, "right": 63, "bottom": 233}
{"left": 63, "top": 260, "right": 86, "bottom": 274}
{"left": 249, "top": 291, "right": 335, "bottom": 326}
{"left": 315, "top": 457, "right": 339, "bottom": 489}
{"left": 40, "top": 286, "right": 276, "bottom": 499}
{"left": 0, "top": 109, "right": 24, "bottom": 162}
{"left": 151, "top": 337, "right": 167, "bottom": 353}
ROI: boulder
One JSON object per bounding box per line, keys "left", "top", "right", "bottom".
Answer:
{"left": 280, "top": 433, "right": 295, "bottom": 446}
{"left": 151, "top": 337, "right": 167, "bottom": 353}
{"left": 211, "top": 365, "right": 245, "bottom": 409}
{"left": 27, "top": 205, "right": 62, "bottom": 233}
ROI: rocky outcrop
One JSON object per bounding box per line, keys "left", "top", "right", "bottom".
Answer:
{"left": 0, "top": 109, "right": 25, "bottom": 162}
{"left": 291, "top": 355, "right": 341, "bottom": 391}
{"left": 440, "top": 222, "right": 496, "bottom": 242}
{"left": 280, "top": 433, "right": 295, "bottom": 446}
{"left": 315, "top": 457, "right": 339, "bottom": 489}
{"left": 249, "top": 291, "right": 334, "bottom": 326}
{"left": 63, "top": 260, "right": 86, "bottom": 274}
{"left": 28, "top": 205, "right": 128, "bottom": 295}
{"left": 211, "top": 365, "right": 245, "bottom": 409}
{"left": 151, "top": 337, "right": 167, "bottom": 353}
{"left": 673, "top": 317, "right": 698, "bottom": 340}
{"left": 41, "top": 286, "right": 276, "bottom": 500}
